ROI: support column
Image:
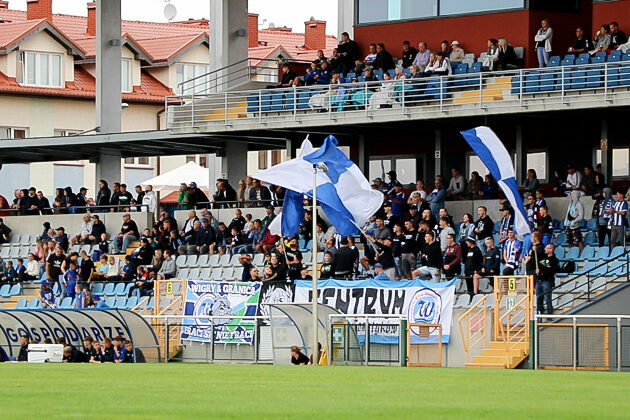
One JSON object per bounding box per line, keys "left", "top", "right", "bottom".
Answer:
{"left": 209, "top": 0, "right": 249, "bottom": 92}
{"left": 600, "top": 120, "right": 612, "bottom": 183}
{"left": 515, "top": 125, "right": 525, "bottom": 186}
{"left": 358, "top": 135, "right": 367, "bottom": 175}
{"left": 434, "top": 129, "right": 442, "bottom": 177}
{"left": 222, "top": 142, "right": 249, "bottom": 185}
{"left": 337, "top": 0, "right": 355, "bottom": 38}
{"left": 95, "top": 150, "right": 122, "bottom": 185}
{"left": 96, "top": 0, "right": 121, "bottom": 134}
{"left": 285, "top": 138, "right": 297, "bottom": 160}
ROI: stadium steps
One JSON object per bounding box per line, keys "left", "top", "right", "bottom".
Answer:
{"left": 466, "top": 341, "right": 528, "bottom": 369}
{"left": 451, "top": 77, "right": 516, "bottom": 104}
{"left": 201, "top": 101, "right": 248, "bottom": 120}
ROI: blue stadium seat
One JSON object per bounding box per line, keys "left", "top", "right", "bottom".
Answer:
{"left": 387, "top": 69, "right": 396, "bottom": 78}
{"left": 0, "top": 284, "right": 10, "bottom": 298}
{"left": 124, "top": 283, "right": 134, "bottom": 296}
{"left": 105, "top": 296, "right": 116, "bottom": 307}
{"left": 590, "top": 264, "right": 608, "bottom": 276}
{"left": 27, "top": 298, "right": 40, "bottom": 309}
{"left": 555, "top": 232, "right": 567, "bottom": 246}
{"left": 247, "top": 94, "right": 259, "bottom": 113}
{"left": 576, "top": 261, "right": 596, "bottom": 275}
{"left": 569, "top": 70, "right": 586, "bottom": 89}
{"left": 584, "top": 231, "right": 598, "bottom": 246}
{"left": 374, "top": 70, "right": 384, "bottom": 80}
{"left": 493, "top": 220, "right": 501, "bottom": 233}
{"left": 610, "top": 50, "right": 622, "bottom": 58}
{"left": 346, "top": 72, "right": 356, "bottom": 80}
{"left": 566, "top": 246, "right": 580, "bottom": 261}
{"left": 297, "top": 90, "right": 311, "bottom": 109}
{"left": 595, "top": 51, "right": 607, "bottom": 59}
{"left": 619, "top": 62, "right": 630, "bottom": 86}
{"left": 115, "top": 297, "right": 127, "bottom": 309}
{"left": 15, "top": 297, "right": 27, "bottom": 309}
{"left": 605, "top": 261, "right": 622, "bottom": 276}
{"left": 125, "top": 296, "right": 138, "bottom": 309}
{"left": 301, "top": 240, "right": 312, "bottom": 252}
{"left": 453, "top": 64, "right": 469, "bottom": 86}
{"left": 539, "top": 72, "right": 556, "bottom": 91}
{"left": 510, "top": 75, "right": 521, "bottom": 94}
{"left": 552, "top": 219, "right": 564, "bottom": 232}
{"left": 283, "top": 91, "right": 295, "bottom": 110}
{"left": 91, "top": 283, "right": 104, "bottom": 295}
{"left": 561, "top": 58, "right": 575, "bottom": 67}
{"left": 575, "top": 246, "right": 594, "bottom": 262}
{"left": 102, "top": 282, "right": 115, "bottom": 296}
{"left": 606, "top": 246, "right": 626, "bottom": 261}
{"left": 524, "top": 73, "right": 540, "bottom": 92}
{"left": 8, "top": 284, "right": 21, "bottom": 296}
{"left": 61, "top": 297, "right": 73, "bottom": 308}
{"left": 563, "top": 54, "right": 576, "bottom": 61}
{"left": 554, "top": 247, "right": 565, "bottom": 260}
{"left": 590, "top": 55, "right": 605, "bottom": 64}
{"left": 548, "top": 56, "right": 561, "bottom": 67}
{"left": 586, "top": 218, "right": 598, "bottom": 231}
{"left": 113, "top": 283, "right": 126, "bottom": 296}
{"left": 595, "top": 247, "right": 610, "bottom": 260}
{"left": 586, "top": 69, "right": 603, "bottom": 88}
{"left": 576, "top": 56, "right": 589, "bottom": 66}
{"left": 147, "top": 297, "right": 155, "bottom": 310}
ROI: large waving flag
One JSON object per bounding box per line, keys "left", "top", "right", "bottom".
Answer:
{"left": 460, "top": 127, "right": 532, "bottom": 247}
{"left": 257, "top": 135, "right": 383, "bottom": 237}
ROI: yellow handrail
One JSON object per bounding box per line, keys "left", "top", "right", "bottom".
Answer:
{"left": 458, "top": 294, "right": 489, "bottom": 363}
{"left": 497, "top": 294, "right": 530, "bottom": 360}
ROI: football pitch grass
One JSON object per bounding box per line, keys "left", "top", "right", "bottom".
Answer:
{"left": 2, "top": 364, "right": 629, "bottom": 419}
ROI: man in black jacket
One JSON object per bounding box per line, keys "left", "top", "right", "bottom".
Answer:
{"left": 18, "top": 335, "right": 29, "bottom": 362}
{"left": 88, "top": 215, "right": 107, "bottom": 243}
{"left": 465, "top": 237, "right": 483, "bottom": 296}
{"left": 96, "top": 179, "right": 111, "bottom": 209}
{"left": 413, "top": 231, "right": 442, "bottom": 281}
{"left": 188, "top": 182, "right": 210, "bottom": 209}
{"left": 537, "top": 244, "right": 561, "bottom": 314}
{"left": 474, "top": 206, "right": 494, "bottom": 254}
{"left": 334, "top": 237, "right": 359, "bottom": 280}
{"left": 374, "top": 43, "right": 395, "bottom": 71}
{"left": 113, "top": 213, "right": 138, "bottom": 254}
{"left": 401, "top": 40, "right": 418, "bottom": 68}
{"left": 337, "top": 32, "right": 359, "bottom": 75}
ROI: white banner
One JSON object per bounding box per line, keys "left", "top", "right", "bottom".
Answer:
{"left": 294, "top": 278, "right": 456, "bottom": 343}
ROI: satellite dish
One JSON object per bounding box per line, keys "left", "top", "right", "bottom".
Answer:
{"left": 164, "top": 3, "right": 177, "bottom": 21}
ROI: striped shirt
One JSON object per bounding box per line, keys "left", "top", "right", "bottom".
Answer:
{"left": 499, "top": 215, "right": 513, "bottom": 241}
{"left": 611, "top": 200, "right": 628, "bottom": 226}
{"left": 503, "top": 238, "right": 522, "bottom": 268}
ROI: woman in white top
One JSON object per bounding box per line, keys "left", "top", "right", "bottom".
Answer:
{"left": 423, "top": 52, "right": 452, "bottom": 76}
{"left": 534, "top": 18, "right": 553, "bottom": 67}
{"left": 24, "top": 253, "right": 41, "bottom": 281}
{"left": 482, "top": 38, "right": 499, "bottom": 71}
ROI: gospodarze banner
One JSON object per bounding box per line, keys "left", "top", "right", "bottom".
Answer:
{"left": 182, "top": 281, "right": 262, "bottom": 344}
{"left": 293, "top": 278, "right": 456, "bottom": 343}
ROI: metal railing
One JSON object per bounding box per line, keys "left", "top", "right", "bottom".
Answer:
{"left": 4, "top": 203, "right": 151, "bottom": 216}
{"left": 553, "top": 247, "right": 630, "bottom": 311}
{"left": 534, "top": 314, "right": 630, "bottom": 371}
{"left": 166, "top": 60, "right": 630, "bottom": 130}
{"left": 458, "top": 294, "right": 488, "bottom": 363}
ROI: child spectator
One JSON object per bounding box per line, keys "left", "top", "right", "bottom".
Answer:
{"left": 1, "top": 261, "right": 17, "bottom": 284}
{"left": 226, "top": 227, "right": 243, "bottom": 255}
{"left": 40, "top": 280, "right": 56, "bottom": 308}
{"left": 63, "top": 262, "right": 79, "bottom": 298}
{"left": 92, "top": 233, "right": 109, "bottom": 261}
{"left": 74, "top": 284, "right": 88, "bottom": 309}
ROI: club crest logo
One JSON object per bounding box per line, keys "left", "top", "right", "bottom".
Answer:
{"left": 193, "top": 294, "right": 232, "bottom": 326}
{"left": 408, "top": 288, "right": 442, "bottom": 325}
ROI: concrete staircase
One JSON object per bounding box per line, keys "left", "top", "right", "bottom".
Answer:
{"left": 452, "top": 76, "right": 517, "bottom": 104}
{"left": 466, "top": 339, "right": 529, "bottom": 369}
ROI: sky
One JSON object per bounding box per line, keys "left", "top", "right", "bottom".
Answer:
{"left": 10, "top": 0, "right": 339, "bottom": 35}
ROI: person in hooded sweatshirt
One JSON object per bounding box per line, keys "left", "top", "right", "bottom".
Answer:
{"left": 564, "top": 190, "right": 584, "bottom": 253}
{"left": 64, "top": 187, "right": 79, "bottom": 214}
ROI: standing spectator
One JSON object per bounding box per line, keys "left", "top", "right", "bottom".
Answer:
{"left": 110, "top": 183, "right": 121, "bottom": 209}
{"left": 333, "top": 237, "right": 359, "bottom": 280}
{"left": 401, "top": 40, "right": 418, "bottom": 68}
{"left": 116, "top": 184, "right": 133, "bottom": 209}
{"left": 480, "top": 237, "right": 501, "bottom": 278}
{"left": 79, "top": 250, "right": 94, "bottom": 285}
{"left": 537, "top": 206, "right": 554, "bottom": 246}
{"left": 236, "top": 179, "right": 247, "bottom": 205}
{"left": 142, "top": 185, "right": 157, "bottom": 213}
{"left": 46, "top": 246, "right": 65, "bottom": 290}
{"left": 77, "top": 187, "right": 88, "bottom": 212}
{"left": 249, "top": 179, "right": 271, "bottom": 208}
{"left": 62, "top": 262, "right": 79, "bottom": 298}
{"left": 525, "top": 232, "right": 545, "bottom": 281}
{"left": 458, "top": 213, "right": 476, "bottom": 260}
{"left": 96, "top": 180, "right": 111, "bottom": 210}
{"left": 608, "top": 191, "right": 628, "bottom": 249}
{"left": 568, "top": 27, "right": 594, "bottom": 55}
{"left": 537, "top": 244, "right": 561, "bottom": 314}
{"left": 534, "top": 18, "right": 553, "bottom": 67}
{"left": 610, "top": 22, "right": 627, "bottom": 49}
{"left": 564, "top": 191, "right": 585, "bottom": 252}
{"left": 367, "top": 236, "right": 395, "bottom": 279}
{"left": 188, "top": 182, "right": 209, "bottom": 209}
{"left": 442, "top": 233, "right": 462, "bottom": 279}
{"left": 446, "top": 167, "right": 466, "bottom": 200}
{"left": 178, "top": 183, "right": 190, "bottom": 210}
{"left": 479, "top": 174, "right": 499, "bottom": 199}
{"left": 412, "top": 42, "right": 431, "bottom": 69}
{"left": 337, "top": 32, "right": 359, "bottom": 75}
{"left": 474, "top": 206, "right": 494, "bottom": 254}
{"left": 502, "top": 229, "right": 522, "bottom": 275}
{"left": 413, "top": 231, "right": 442, "bottom": 282}
{"left": 498, "top": 203, "right": 514, "bottom": 247}
{"left": 113, "top": 213, "right": 139, "bottom": 254}
{"left": 374, "top": 43, "right": 395, "bottom": 71}
{"left": 449, "top": 40, "right": 465, "bottom": 63}
{"left": 0, "top": 218, "right": 11, "bottom": 244}
{"left": 426, "top": 176, "right": 446, "bottom": 215}
{"left": 597, "top": 188, "right": 614, "bottom": 247}
{"left": 36, "top": 191, "right": 51, "bottom": 215}
{"left": 465, "top": 238, "right": 484, "bottom": 297}
{"left": 438, "top": 217, "right": 455, "bottom": 253}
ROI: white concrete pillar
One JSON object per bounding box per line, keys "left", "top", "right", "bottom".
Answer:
{"left": 338, "top": 0, "right": 355, "bottom": 38}
{"left": 95, "top": 0, "right": 121, "bottom": 134}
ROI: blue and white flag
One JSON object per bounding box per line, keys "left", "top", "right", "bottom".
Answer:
{"left": 460, "top": 126, "right": 532, "bottom": 245}
{"left": 256, "top": 135, "right": 383, "bottom": 237}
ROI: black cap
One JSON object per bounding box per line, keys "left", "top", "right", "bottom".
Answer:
{"left": 56, "top": 227, "right": 65, "bottom": 232}
{"left": 387, "top": 170, "right": 397, "bottom": 177}
{"left": 499, "top": 203, "right": 512, "bottom": 212}
{"left": 465, "top": 236, "right": 476, "bottom": 243}
{"left": 80, "top": 187, "right": 88, "bottom": 191}
{"left": 28, "top": 187, "right": 36, "bottom": 191}
{"left": 91, "top": 215, "right": 99, "bottom": 220}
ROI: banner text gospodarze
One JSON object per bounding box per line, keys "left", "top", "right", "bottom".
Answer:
{"left": 293, "top": 278, "right": 456, "bottom": 343}
{"left": 182, "top": 281, "right": 262, "bottom": 345}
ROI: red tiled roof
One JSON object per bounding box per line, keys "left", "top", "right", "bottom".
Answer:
{"left": 0, "top": 67, "right": 172, "bottom": 103}
{"left": 0, "top": 18, "right": 44, "bottom": 49}
{"left": 133, "top": 33, "right": 208, "bottom": 62}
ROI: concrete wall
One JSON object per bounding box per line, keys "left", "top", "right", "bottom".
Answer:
{"left": 0, "top": 212, "right": 154, "bottom": 239}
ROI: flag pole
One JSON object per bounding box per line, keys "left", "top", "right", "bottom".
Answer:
{"left": 311, "top": 163, "right": 319, "bottom": 365}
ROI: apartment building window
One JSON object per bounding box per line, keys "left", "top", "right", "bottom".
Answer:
{"left": 121, "top": 59, "right": 132, "bottom": 93}
{"left": 176, "top": 63, "right": 209, "bottom": 94}
{"left": 439, "top": 0, "right": 524, "bottom": 16}
{"left": 596, "top": 149, "right": 630, "bottom": 178}
{"left": 17, "top": 52, "right": 62, "bottom": 87}
{"left": 258, "top": 151, "right": 268, "bottom": 170}
{"left": 369, "top": 156, "right": 417, "bottom": 185}
{"left": 124, "top": 157, "right": 150, "bottom": 166}
{"left": 54, "top": 130, "right": 80, "bottom": 137}
{"left": 525, "top": 151, "right": 548, "bottom": 181}
{"left": 186, "top": 155, "right": 208, "bottom": 168}
{"left": 0, "top": 127, "right": 28, "bottom": 139}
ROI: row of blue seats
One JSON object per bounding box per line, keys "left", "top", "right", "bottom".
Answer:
{"left": 555, "top": 245, "right": 626, "bottom": 263}
{"left": 14, "top": 295, "right": 153, "bottom": 310}
{"left": 556, "top": 260, "right": 628, "bottom": 278}
{"left": 0, "top": 283, "right": 22, "bottom": 298}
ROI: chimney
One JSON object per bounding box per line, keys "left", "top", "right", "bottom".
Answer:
{"left": 86, "top": 2, "right": 96, "bottom": 36}
{"left": 304, "top": 18, "right": 326, "bottom": 50}
{"left": 0, "top": 1, "right": 9, "bottom": 10}
{"left": 248, "top": 13, "right": 259, "bottom": 48}
{"left": 26, "top": 0, "right": 52, "bottom": 21}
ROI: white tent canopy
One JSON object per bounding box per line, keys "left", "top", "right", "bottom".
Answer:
{"left": 140, "top": 161, "right": 209, "bottom": 193}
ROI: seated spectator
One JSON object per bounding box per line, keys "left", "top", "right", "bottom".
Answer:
{"left": 481, "top": 38, "right": 500, "bottom": 71}
{"left": 249, "top": 266, "right": 264, "bottom": 282}
{"left": 1, "top": 261, "right": 17, "bottom": 284}
{"left": 315, "top": 61, "right": 331, "bottom": 84}
{"left": 479, "top": 174, "right": 499, "bottom": 199}
{"left": 401, "top": 40, "right": 418, "bottom": 68}
{"left": 590, "top": 24, "right": 612, "bottom": 55}
{"left": 426, "top": 176, "right": 446, "bottom": 215}
{"left": 580, "top": 166, "right": 596, "bottom": 196}
{"left": 561, "top": 164, "right": 582, "bottom": 196}
{"left": 88, "top": 215, "right": 107, "bottom": 244}
{"left": 63, "top": 346, "right": 81, "bottom": 363}
{"left": 568, "top": 27, "right": 594, "bottom": 55}
{"left": 449, "top": 40, "right": 465, "bottom": 63}
{"left": 54, "top": 227, "right": 69, "bottom": 253}
{"left": 413, "top": 231, "right": 442, "bottom": 282}
{"left": 363, "top": 66, "right": 378, "bottom": 82}
{"left": 412, "top": 42, "right": 431, "bottom": 70}
{"left": 409, "top": 64, "right": 422, "bottom": 79}
{"left": 497, "top": 38, "right": 518, "bottom": 70}
{"left": 21, "top": 253, "right": 41, "bottom": 282}
{"left": 374, "top": 43, "right": 395, "bottom": 71}
{"left": 0, "top": 218, "right": 11, "bottom": 244}
{"left": 40, "top": 280, "right": 56, "bottom": 308}
{"left": 112, "top": 336, "right": 127, "bottom": 363}
{"left": 364, "top": 43, "right": 377, "bottom": 64}
{"left": 113, "top": 213, "right": 139, "bottom": 254}
{"left": 304, "top": 61, "right": 321, "bottom": 86}
{"left": 446, "top": 167, "right": 466, "bottom": 200}
{"left": 519, "top": 169, "right": 540, "bottom": 197}
{"left": 72, "top": 214, "right": 93, "bottom": 246}
{"left": 157, "top": 249, "right": 176, "bottom": 280}
{"left": 610, "top": 21, "right": 627, "bottom": 49}
{"left": 18, "top": 334, "right": 29, "bottom": 362}
{"left": 319, "top": 251, "right": 333, "bottom": 279}
{"left": 422, "top": 51, "right": 451, "bottom": 76}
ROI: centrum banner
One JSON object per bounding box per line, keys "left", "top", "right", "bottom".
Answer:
{"left": 293, "top": 278, "right": 456, "bottom": 343}
{"left": 181, "top": 281, "right": 262, "bottom": 344}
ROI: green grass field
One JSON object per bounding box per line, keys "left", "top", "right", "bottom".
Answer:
{"left": 2, "top": 364, "right": 629, "bottom": 418}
